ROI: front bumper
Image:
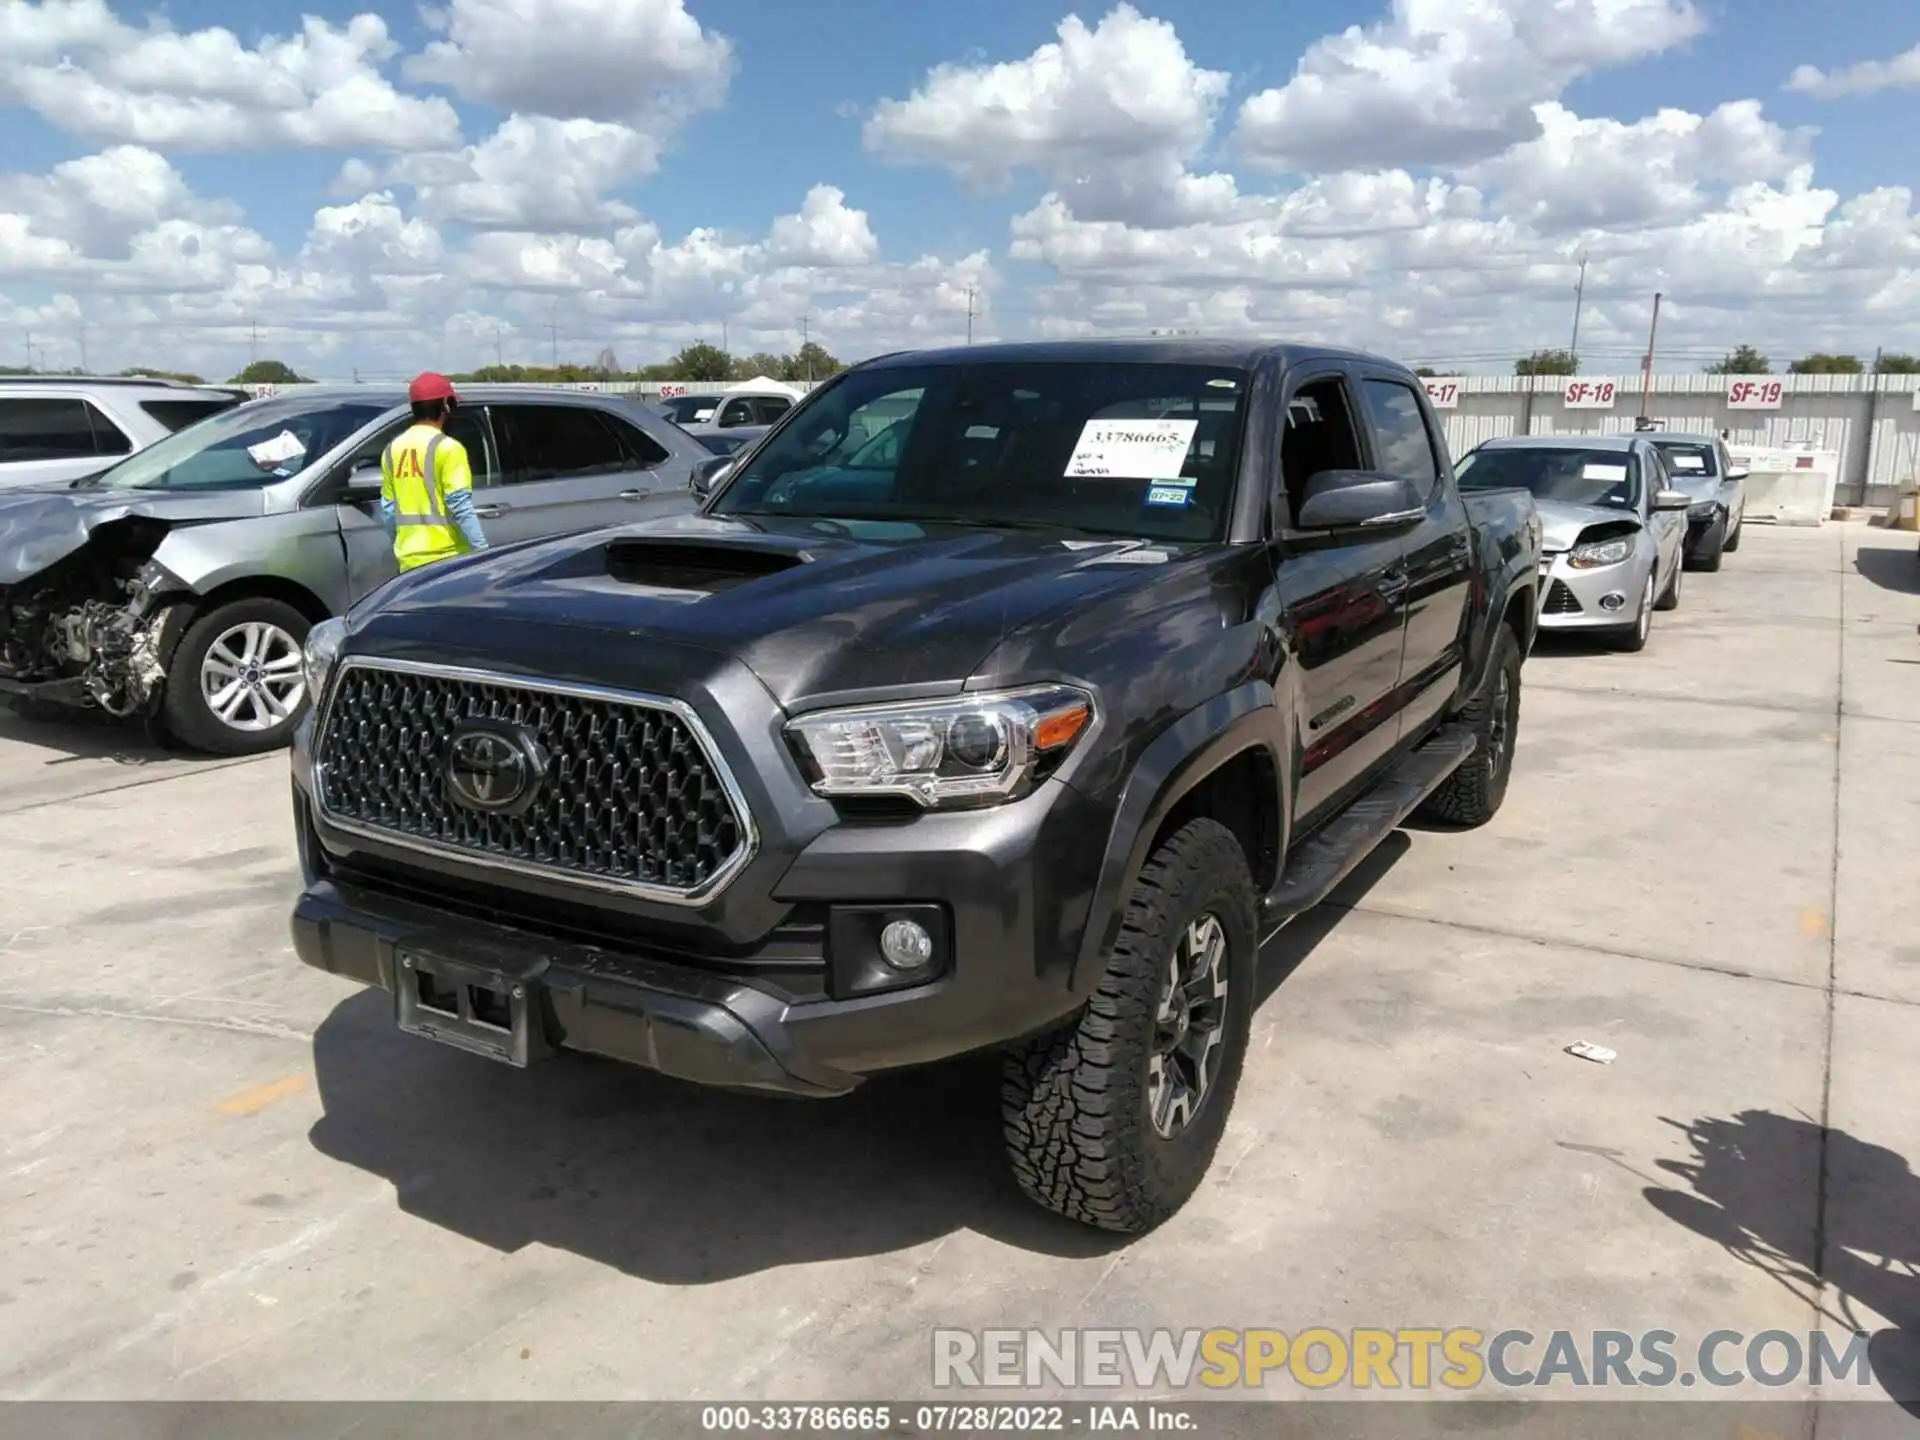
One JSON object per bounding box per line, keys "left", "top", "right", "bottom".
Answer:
{"left": 1684, "top": 507, "right": 1725, "bottom": 555}
{"left": 287, "top": 654, "right": 1108, "bottom": 1094}
{"left": 1535, "top": 551, "right": 1649, "bottom": 632}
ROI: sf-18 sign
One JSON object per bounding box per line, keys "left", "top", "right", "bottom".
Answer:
{"left": 1421, "top": 377, "right": 1463, "bottom": 409}
{"left": 1562, "top": 379, "right": 1617, "bottom": 409}
{"left": 1726, "top": 379, "right": 1784, "bottom": 410}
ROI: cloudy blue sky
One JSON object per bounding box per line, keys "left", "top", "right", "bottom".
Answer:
{"left": 1, "top": 0, "right": 1916, "bottom": 380}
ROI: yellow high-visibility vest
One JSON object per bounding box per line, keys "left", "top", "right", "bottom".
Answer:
{"left": 380, "top": 423, "right": 475, "bottom": 572}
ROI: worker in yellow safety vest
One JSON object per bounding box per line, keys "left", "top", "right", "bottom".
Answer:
{"left": 379, "top": 372, "right": 490, "bottom": 572}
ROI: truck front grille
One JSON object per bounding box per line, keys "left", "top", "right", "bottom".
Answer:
{"left": 313, "top": 660, "right": 752, "bottom": 902}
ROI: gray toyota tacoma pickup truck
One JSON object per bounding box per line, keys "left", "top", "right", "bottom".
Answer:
{"left": 289, "top": 339, "right": 1542, "bottom": 1234}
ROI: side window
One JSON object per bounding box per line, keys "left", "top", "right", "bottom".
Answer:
{"left": 86, "top": 402, "right": 133, "bottom": 455}
{"left": 1359, "top": 380, "right": 1440, "bottom": 494}
{"left": 1279, "top": 377, "right": 1365, "bottom": 524}
{"left": 604, "top": 413, "right": 670, "bottom": 468}
{"left": 493, "top": 404, "right": 632, "bottom": 485}
{"left": 753, "top": 396, "right": 792, "bottom": 424}
{"left": 0, "top": 397, "right": 112, "bottom": 461}
{"left": 316, "top": 412, "right": 494, "bottom": 505}
{"left": 140, "top": 398, "right": 240, "bottom": 432}
{"left": 717, "top": 398, "right": 757, "bottom": 428}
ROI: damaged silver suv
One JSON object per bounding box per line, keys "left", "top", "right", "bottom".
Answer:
{"left": 0, "top": 384, "right": 710, "bottom": 754}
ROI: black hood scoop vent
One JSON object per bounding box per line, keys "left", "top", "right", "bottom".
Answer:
{"left": 603, "top": 537, "right": 810, "bottom": 594}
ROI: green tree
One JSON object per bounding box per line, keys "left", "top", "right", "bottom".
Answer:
{"left": 1412, "top": 366, "right": 1438, "bottom": 377}
{"left": 1706, "top": 345, "right": 1771, "bottom": 374}
{"left": 1875, "top": 353, "right": 1920, "bottom": 374}
{"left": 230, "top": 358, "right": 311, "bottom": 385}
{"left": 1514, "top": 349, "right": 1578, "bottom": 376}
{"left": 782, "top": 342, "right": 843, "bottom": 383}
{"left": 666, "top": 343, "right": 735, "bottom": 381}
{"left": 732, "top": 352, "right": 789, "bottom": 381}
{"left": 1788, "top": 353, "right": 1863, "bottom": 374}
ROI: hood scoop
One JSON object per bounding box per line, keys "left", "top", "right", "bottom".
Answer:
{"left": 603, "top": 537, "right": 809, "bottom": 594}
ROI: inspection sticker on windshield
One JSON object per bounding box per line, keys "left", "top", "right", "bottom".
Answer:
{"left": 247, "top": 430, "right": 307, "bottom": 468}
{"left": 1064, "top": 419, "right": 1198, "bottom": 479}
{"left": 1582, "top": 463, "right": 1628, "bottom": 481}
{"left": 1144, "top": 485, "right": 1192, "bottom": 507}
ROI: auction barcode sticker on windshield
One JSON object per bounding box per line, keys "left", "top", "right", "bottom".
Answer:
{"left": 1582, "top": 463, "right": 1628, "bottom": 481}
{"left": 1064, "top": 419, "right": 1198, "bottom": 479}
{"left": 1670, "top": 454, "right": 1706, "bottom": 469}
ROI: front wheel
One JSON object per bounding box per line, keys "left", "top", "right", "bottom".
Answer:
{"left": 1722, "top": 511, "right": 1742, "bottom": 552}
{"left": 1688, "top": 513, "right": 1725, "bottom": 572}
{"left": 1655, "top": 551, "right": 1683, "bottom": 611}
{"left": 1610, "top": 574, "right": 1655, "bottom": 653}
{"left": 161, "top": 597, "right": 313, "bottom": 755}
{"left": 1001, "top": 818, "right": 1258, "bottom": 1234}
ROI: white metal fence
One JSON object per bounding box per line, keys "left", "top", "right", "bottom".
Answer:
{"left": 1417, "top": 373, "right": 1920, "bottom": 507}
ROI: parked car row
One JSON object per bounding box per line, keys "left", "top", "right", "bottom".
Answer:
{"left": 1455, "top": 428, "right": 1749, "bottom": 653}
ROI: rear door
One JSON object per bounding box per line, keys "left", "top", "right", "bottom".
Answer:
{"left": 1353, "top": 370, "right": 1472, "bottom": 743}
{"left": 0, "top": 393, "right": 135, "bottom": 488}
{"left": 1271, "top": 368, "right": 1415, "bottom": 825}
{"left": 478, "top": 400, "right": 676, "bottom": 544}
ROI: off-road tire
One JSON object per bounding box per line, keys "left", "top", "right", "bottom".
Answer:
{"left": 1688, "top": 513, "right": 1725, "bottom": 573}
{"left": 161, "top": 596, "right": 313, "bottom": 756}
{"left": 1416, "top": 621, "right": 1522, "bottom": 828}
{"left": 1001, "top": 818, "right": 1258, "bottom": 1234}
{"left": 1655, "top": 551, "right": 1683, "bottom": 611}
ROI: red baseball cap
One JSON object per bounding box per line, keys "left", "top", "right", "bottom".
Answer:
{"left": 409, "top": 371, "right": 458, "bottom": 404}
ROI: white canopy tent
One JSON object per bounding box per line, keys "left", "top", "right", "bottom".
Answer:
{"left": 725, "top": 375, "right": 806, "bottom": 399}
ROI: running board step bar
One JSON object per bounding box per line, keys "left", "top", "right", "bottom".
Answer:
{"left": 1260, "top": 723, "right": 1478, "bottom": 927}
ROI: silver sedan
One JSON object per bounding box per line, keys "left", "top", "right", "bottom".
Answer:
{"left": 1457, "top": 434, "right": 1692, "bottom": 653}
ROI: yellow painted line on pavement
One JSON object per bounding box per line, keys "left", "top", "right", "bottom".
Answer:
{"left": 217, "top": 1073, "right": 309, "bottom": 1117}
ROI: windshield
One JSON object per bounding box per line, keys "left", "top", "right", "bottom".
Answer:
{"left": 1456, "top": 446, "right": 1642, "bottom": 510}
{"left": 1652, "top": 441, "right": 1718, "bottom": 480}
{"left": 654, "top": 395, "right": 716, "bottom": 424}
{"left": 708, "top": 360, "right": 1251, "bottom": 541}
{"left": 75, "top": 396, "right": 392, "bottom": 491}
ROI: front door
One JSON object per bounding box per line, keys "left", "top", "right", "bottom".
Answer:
{"left": 333, "top": 407, "right": 498, "bottom": 603}
{"left": 1272, "top": 371, "right": 1414, "bottom": 827}
{"left": 478, "top": 401, "right": 677, "bottom": 545}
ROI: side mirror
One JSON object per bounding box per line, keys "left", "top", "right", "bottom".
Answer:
{"left": 690, "top": 456, "right": 734, "bottom": 499}
{"left": 1653, "top": 489, "right": 1693, "bottom": 511}
{"left": 344, "top": 458, "right": 383, "bottom": 498}
{"left": 1726, "top": 466, "right": 1749, "bottom": 482}
{"left": 1294, "top": 470, "right": 1424, "bottom": 530}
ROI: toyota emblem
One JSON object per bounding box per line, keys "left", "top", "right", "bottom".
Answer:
{"left": 445, "top": 723, "right": 546, "bottom": 815}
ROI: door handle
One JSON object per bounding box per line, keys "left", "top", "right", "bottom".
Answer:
{"left": 1378, "top": 566, "right": 1410, "bottom": 600}
{"left": 473, "top": 504, "right": 509, "bottom": 519}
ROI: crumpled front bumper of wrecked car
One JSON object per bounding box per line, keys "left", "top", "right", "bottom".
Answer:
{"left": 0, "top": 572, "right": 179, "bottom": 716}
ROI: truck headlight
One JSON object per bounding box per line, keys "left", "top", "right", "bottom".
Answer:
{"left": 302, "top": 617, "right": 345, "bottom": 702}
{"left": 786, "top": 685, "right": 1094, "bottom": 808}
{"left": 1568, "top": 536, "right": 1634, "bottom": 569}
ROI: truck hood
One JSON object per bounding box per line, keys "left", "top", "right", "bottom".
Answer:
{"left": 351, "top": 513, "right": 1208, "bottom": 708}
{"left": 1533, "top": 498, "right": 1641, "bottom": 554}
{"left": 0, "top": 485, "right": 266, "bottom": 585}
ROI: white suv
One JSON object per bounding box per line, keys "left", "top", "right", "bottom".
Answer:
{"left": 0, "top": 377, "right": 247, "bottom": 490}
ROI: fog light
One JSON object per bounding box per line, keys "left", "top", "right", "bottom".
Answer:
{"left": 879, "top": 918, "right": 934, "bottom": 971}
{"left": 1599, "top": 592, "right": 1626, "bottom": 611}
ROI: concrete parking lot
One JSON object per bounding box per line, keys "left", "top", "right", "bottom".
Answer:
{"left": 2, "top": 522, "right": 1917, "bottom": 1419}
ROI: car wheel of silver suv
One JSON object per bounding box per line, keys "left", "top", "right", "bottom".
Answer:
{"left": 162, "top": 596, "right": 313, "bottom": 755}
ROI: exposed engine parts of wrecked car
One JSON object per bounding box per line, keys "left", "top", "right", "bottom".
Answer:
{"left": 0, "top": 517, "right": 180, "bottom": 717}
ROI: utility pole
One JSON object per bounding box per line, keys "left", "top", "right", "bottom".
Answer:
{"left": 249, "top": 320, "right": 259, "bottom": 365}
{"left": 549, "top": 317, "right": 558, "bottom": 370}
{"left": 494, "top": 325, "right": 504, "bottom": 368}
{"left": 77, "top": 321, "right": 88, "bottom": 373}
{"left": 24, "top": 330, "right": 34, "bottom": 372}
{"left": 801, "top": 315, "right": 812, "bottom": 381}
{"left": 966, "top": 285, "right": 975, "bottom": 345}
{"left": 1569, "top": 252, "right": 1588, "bottom": 364}
{"left": 1638, "top": 291, "right": 1662, "bottom": 422}
{"left": 721, "top": 321, "right": 728, "bottom": 356}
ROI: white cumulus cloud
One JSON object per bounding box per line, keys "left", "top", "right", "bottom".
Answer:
{"left": 1786, "top": 43, "right": 1920, "bottom": 99}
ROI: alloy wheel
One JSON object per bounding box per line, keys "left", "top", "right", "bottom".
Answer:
{"left": 200, "top": 621, "right": 306, "bottom": 733}
{"left": 1148, "top": 913, "right": 1231, "bottom": 1140}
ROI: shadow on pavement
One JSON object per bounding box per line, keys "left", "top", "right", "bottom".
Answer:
{"left": 1644, "top": 1108, "right": 1920, "bottom": 1411}
{"left": 0, "top": 698, "right": 175, "bottom": 767}
{"left": 1854, "top": 542, "right": 1920, "bottom": 598}
{"left": 306, "top": 842, "right": 1403, "bottom": 1283}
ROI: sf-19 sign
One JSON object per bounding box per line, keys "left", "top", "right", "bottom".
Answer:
{"left": 1562, "top": 379, "right": 1617, "bottom": 409}
{"left": 1421, "top": 377, "right": 1463, "bottom": 409}
{"left": 1726, "top": 379, "right": 1784, "bottom": 410}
